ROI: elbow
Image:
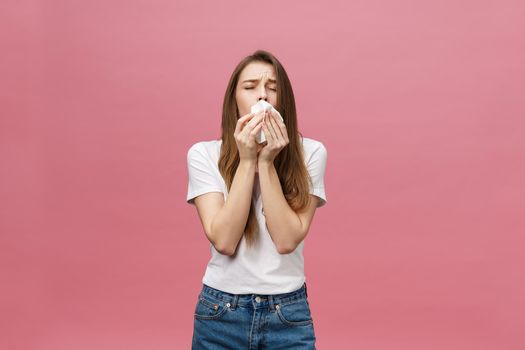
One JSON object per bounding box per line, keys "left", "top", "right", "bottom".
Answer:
{"left": 209, "top": 230, "right": 237, "bottom": 256}
{"left": 209, "top": 233, "right": 236, "bottom": 256}
{"left": 276, "top": 243, "right": 296, "bottom": 255}
{"left": 277, "top": 247, "right": 293, "bottom": 255}
{"left": 214, "top": 243, "right": 236, "bottom": 256}
{"left": 276, "top": 234, "right": 304, "bottom": 254}
{"left": 272, "top": 222, "right": 306, "bottom": 255}
{"left": 208, "top": 222, "right": 236, "bottom": 256}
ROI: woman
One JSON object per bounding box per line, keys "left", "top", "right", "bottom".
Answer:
{"left": 186, "top": 49, "right": 327, "bottom": 349}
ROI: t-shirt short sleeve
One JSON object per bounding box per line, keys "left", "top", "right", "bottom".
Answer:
{"left": 186, "top": 142, "right": 224, "bottom": 206}
{"left": 307, "top": 142, "right": 328, "bottom": 208}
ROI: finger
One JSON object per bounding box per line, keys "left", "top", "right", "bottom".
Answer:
{"left": 236, "top": 110, "right": 263, "bottom": 130}
{"left": 263, "top": 113, "right": 278, "bottom": 142}
{"left": 261, "top": 118, "right": 270, "bottom": 143}
{"left": 267, "top": 113, "right": 281, "bottom": 141}
{"left": 270, "top": 111, "right": 289, "bottom": 143}
{"left": 270, "top": 109, "right": 285, "bottom": 126}
{"left": 238, "top": 112, "right": 256, "bottom": 125}
{"left": 235, "top": 112, "right": 254, "bottom": 134}
{"left": 237, "top": 111, "right": 263, "bottom": 135}
{"left": 245, "top": 112, "right": 265, "bottom": 131}
{"left": 250, "top": 122, "right": 264, "bottom": 139}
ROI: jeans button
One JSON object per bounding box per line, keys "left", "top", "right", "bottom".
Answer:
{"left": 255, "top": 296, "right": 261, "bottom": 303}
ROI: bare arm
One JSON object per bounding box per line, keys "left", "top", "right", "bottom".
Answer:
{"left": 193, "top": 110, "right": 265, "bottom": 255}
{"left": 257, "top": 161, "right": 319, "bottom": 254}
{"left": 256, "top": 109, "right": 322, "bottom": 254}
{"left": 194, "top": 160, "right": 257, "bottom": 255}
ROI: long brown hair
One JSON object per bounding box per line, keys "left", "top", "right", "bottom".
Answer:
{"left": 218, "top": 50, "right": 312, "bottom": 250}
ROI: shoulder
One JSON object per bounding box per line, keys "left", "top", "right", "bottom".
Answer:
{"left": 301, "top": 136, "right": 327, "bottom": 161}
{"left": 187, "top": 139, "right": 222, "bottom": 160}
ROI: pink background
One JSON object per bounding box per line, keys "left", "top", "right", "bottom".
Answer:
{"left": 1, "top": 0, "right": 524, "bottom": 349}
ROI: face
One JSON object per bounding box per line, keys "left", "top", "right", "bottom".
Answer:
{"left": 235, "top": 61, "right": 277, "bottom": 118}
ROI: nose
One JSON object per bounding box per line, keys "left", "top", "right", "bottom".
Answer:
{"left": 257, "top": 85, "right": 268, "bottom": 102}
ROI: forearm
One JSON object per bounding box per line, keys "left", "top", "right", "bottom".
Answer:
{"left": 210, "top": 160, "right": 256, "bottom": 254}
{"left": 257, "top": 161, "right": 303, "bottom": 253}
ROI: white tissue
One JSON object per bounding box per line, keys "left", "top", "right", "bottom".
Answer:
{"left": 250, "top": 100, "right": 284, "bottom": 143}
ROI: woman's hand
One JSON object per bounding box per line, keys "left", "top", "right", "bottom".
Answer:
{"left": 234, "top": 110, "right": 265, "bottom": 162}
{"left": 258, "top": 109, "right": 289, "bottom": 164}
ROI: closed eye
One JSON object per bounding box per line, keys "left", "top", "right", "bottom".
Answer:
{"left": 245, "top": 87, "right": 277, "bottom": 91}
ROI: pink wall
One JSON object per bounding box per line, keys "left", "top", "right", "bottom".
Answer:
{"left": 1, "top": 0, "right": 524, "bottom": 349}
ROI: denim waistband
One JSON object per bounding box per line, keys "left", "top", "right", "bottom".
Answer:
{"left": 199, "top": 282, "right": 309, "bottom": 310}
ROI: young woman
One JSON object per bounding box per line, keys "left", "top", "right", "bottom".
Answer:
{"left": 186, "top": 50, "right": 327, "bottom": 349}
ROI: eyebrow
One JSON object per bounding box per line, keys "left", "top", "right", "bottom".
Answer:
{"left": 242, "top": 78, "right": 277, "bottom": 84}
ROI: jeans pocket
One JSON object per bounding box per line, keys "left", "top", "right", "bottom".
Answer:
{"left": 194, "top": 294, "right": 228, "bottom": 320}
{"left": 275, "top": 298, "right": 313, "bottom": 327}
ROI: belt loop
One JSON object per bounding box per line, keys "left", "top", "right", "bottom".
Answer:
{"left": 231, "top": 294, "right": 238, "bottom": 310}
{"left": 304, "top": 282, "right": 308, "bottom": 297}
{"left": 268, "top": 294, "right": 276, "bottom": 310}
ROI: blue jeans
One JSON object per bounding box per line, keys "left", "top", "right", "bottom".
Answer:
{"left": 191, "top": 282, "right": 316, "bottom": 349}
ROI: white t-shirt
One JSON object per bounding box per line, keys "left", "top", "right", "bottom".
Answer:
{"left": 186, "top": 136, "right": 327, "bottom": 294}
